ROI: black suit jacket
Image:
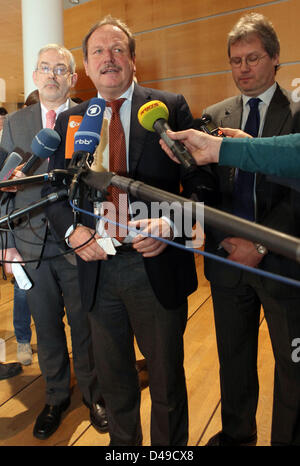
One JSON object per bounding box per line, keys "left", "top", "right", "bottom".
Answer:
{"left": 202, "top": 84, "right": 300, "bottom": 296}
{"left": 45, "top": 83, "right": 209, "bottom": 310}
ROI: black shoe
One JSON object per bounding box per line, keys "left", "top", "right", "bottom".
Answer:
{"left": 0, "top": 362, "right": 22, "bottom": 380}
{"left": 33, "top": 398, "right": 70, "bottom": 440}
{"left": 83, "top": 397, "right": 108, "bottom": 433}
{"left": 206, "top": 431, "right": 257, "bottom": 446}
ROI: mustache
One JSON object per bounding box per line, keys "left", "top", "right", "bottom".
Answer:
{"left": 44, "top": 79, "right": 59, "bottom": 86}
{"left": 100, "top": 63, "right": 122, "bottom": 74}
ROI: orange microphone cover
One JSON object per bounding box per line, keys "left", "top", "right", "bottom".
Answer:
{"left": 65, "top": 115, "right": 83, "bottom": 159}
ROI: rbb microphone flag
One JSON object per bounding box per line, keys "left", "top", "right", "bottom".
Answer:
{"left": 74, "top": 98, "right": 106, "bottom": 154}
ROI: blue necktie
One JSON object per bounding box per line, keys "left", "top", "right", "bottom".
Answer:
{"left": 233, "top": 97, "right": 261, "bottom": 221}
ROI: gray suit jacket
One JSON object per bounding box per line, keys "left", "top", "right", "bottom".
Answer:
{"left": 1, "top": 100, "right": 77, "bottom": 268}
{"left": 202, "top": 84, "right": 300, "bottom": 296}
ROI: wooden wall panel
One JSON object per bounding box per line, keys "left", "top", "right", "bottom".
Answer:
{"left": 64, "top": 0, "right": 300, "bottom": 112}
{"left": 99, "top": 0, "right": 279, "bottom": 33}
{"left": 64, "top": 0, "right": 101, "bottom": 51}
{"left": 146, "top": 64, "right": 300, "bottom": 118}
{"left": 135, "top": 0, "right": 300, "bottom": 82}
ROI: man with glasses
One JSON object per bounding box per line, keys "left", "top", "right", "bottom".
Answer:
{"left": 198, "top": 13, "right": 300, "bottom": 446}
{"left": 1, "top": 44, "right": 107, "bottom": 439}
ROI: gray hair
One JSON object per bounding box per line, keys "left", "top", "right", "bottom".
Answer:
{"left": 36, "top": 44, "right": 76, "bottom": 73}
{"left": 227, "top": 13, "right": 280, "bottom": 60}
{"left": 82, "top": 15, "right": 136, "bottom": 61}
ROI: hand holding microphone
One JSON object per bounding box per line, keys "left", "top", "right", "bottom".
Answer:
{"left": 0, "top": 128, "right": 61, "bottom": 193}
{"left": 159, "top": 128, "right": 223, "bottom": 165}
{"left": 138, "top": 100, "right": 197, "bottom": 171}
{"left": 159, "top": 126, "right": 252, "bottom": 166}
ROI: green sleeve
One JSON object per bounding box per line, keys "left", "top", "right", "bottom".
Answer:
{"left": 219, "top": 134, "right": 300, "bottom": 178}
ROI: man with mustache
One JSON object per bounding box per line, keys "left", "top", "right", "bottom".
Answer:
{"left": 1, "top": 44, "right": 108, "bottom": 439}
{"left": 43, "top": 16, "right": 206, "bottom": 445}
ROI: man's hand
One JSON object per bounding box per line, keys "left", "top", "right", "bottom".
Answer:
{"left": 159, "top": 129, "right": 223, "bottom": 165}
{"left": 221, "top": 237, "right": 265, "bottom": 268}
{"left": 220, "top": 127, "right": 252, "bottom": 139}
{"left": 0, "top": 165, "right": 26, "bottom": 192}
{"left": 130, "top": 218, "right": 173, "bottom": 258}
{"left": 68, "top": 225, "right": 108, "bottom": 262}
{"left": 0, "top": 248, "right": 24, "bottom": 274}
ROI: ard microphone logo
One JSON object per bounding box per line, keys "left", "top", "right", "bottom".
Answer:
{"left": 87, "top": 104, "right": 102, "bottom": 117}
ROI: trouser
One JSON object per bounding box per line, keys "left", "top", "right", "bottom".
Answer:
{"left": 25, "top": 239, "right": 101, "bottom": 406}
{"left": 13, "top": 282, "right": 31, "bottom": 343}
{"left": 90, "top": 249, "right": 188, "bottom": 446}
{"left": 211, "top": 271, "right": 300, "bottom": 445}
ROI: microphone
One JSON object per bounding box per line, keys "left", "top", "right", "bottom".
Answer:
{"left": 197, "top": 114, "right": 225, "bottom": 137}
{"left": 69, "top": 97, "right": 106, "bottom": 199}
{"left": 21, "top": 128, "right": 61, "bottom": 174}
{"left": 0, "top": 151, "right": 23, "bottom": 181}
{"left": 73, "top": 97, "right": 106, "bottom": 155}
{"left": 137, "top": 100, "right": 197, "bottom": 171}
{"left": 65, "top": 115, "right": 83, "bottom": 159}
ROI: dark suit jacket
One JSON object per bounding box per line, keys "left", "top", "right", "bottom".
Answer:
{"left": 0, "top": 100, "right": 77, "bottom": 268}
{"left": 45, "top": 83, "right": 206, "bottom": 310}
{"left": 202, "top": 84, "right": 300, "bottom": 296}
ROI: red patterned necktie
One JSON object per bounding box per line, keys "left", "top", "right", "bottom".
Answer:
{"left": 105, "top": 98, "right": 129, "bottom": 241}
{"left": 46, "top": 109, "right": 56, "bottom": 129}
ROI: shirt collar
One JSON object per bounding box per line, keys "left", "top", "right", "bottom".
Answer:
{"left": 40, "top": 98, "right": 70, "bottom": 117}
{"left": 242, "top": 82, "right": 277, "bottom": 107}
{"left": 97, "top": 81, "right": 134, "bottom": 103}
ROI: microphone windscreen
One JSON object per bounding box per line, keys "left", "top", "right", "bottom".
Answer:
{"left": 65, "top": 115, "right": 83, "bottom": 159}
{"left": 0, "top": 151, "right": 23, "bottom": 181}
{"left": 74, "top": 97, "right": 106, "bottom": 154}
{"left": 138, "top": 100, "right": 169, "bottom": 132}
{"left": 31, "top": 128, "right": 61, "bottom": 158}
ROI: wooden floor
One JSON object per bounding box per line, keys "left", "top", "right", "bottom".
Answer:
{"left": 0, "top": 255, "right": 274, "bottom": 446}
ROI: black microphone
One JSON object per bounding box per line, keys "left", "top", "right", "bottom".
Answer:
{"left": 197, "top": 114, "right": 225, "bottom": 137}
{"left": 137, "top": 100, "right": 197, "bottom": 171}
{"left": 0, "top": 151, "right": 23, "bottom": 181}
{"left": 69, "top": 97, "right": 106, "bottom": 200}
{"left": 21, "top": 128, "right": 61, "bottom": 175}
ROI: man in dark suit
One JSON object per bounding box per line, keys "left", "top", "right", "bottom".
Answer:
{"left": 45, "top": 16, "right": 210, "bottom": 446}
{"left": 1, "top": 44, "right": 107, "bottom": 439}
{"left": 198, "top": 13, "right": 300, "bottom": 446}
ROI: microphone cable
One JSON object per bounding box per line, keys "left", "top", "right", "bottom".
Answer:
{"left": 69, "top": 199, "right": 300, "bottom": 290}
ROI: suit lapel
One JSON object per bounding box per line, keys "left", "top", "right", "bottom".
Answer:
{"left": 261, "top": 85, "right": 290, "bottom": 137}
{"left": 219, "top": 96, "right": 243, "bottom": 129}
{"left": 29, "top": 103, "right": 43, "bottom": 135}
{"left": 129, "top": 84, "right": 152, "bottom": 175}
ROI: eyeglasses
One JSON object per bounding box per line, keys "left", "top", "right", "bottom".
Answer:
{"left": 229, "top": 54, "right": 268, "bottom": 68}
{"left": 36, "top": 64, "right": 70, "bottom": 76}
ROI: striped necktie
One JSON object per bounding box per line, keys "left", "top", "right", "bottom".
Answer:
{"left": 104, "top": 98, "right": 129, "bottom": 241}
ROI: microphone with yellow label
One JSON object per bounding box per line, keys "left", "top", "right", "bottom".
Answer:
{"left": 137, "top": 100, "right": 196, "bottom": 171}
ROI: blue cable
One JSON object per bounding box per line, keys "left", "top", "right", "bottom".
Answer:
{"left": 69, "top": 200, "right": 300, "bottom": 289}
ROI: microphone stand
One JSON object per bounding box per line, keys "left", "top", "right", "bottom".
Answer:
{"left": 82, "top": 170, "right": 300, "bottom": 264}
{"left": 0, "top": 189, "right": 68, "bottom": 227}
{"left": 0, "top": 169, "right": 72, "bottom": 190}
